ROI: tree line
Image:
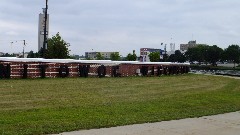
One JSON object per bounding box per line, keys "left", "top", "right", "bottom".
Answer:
{"left": 148, "top": 44, "right": 240, "bottom": 67}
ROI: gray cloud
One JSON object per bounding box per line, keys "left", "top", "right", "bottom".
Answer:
{"left": 1, "top": 0, "right": 240, "bottom": 55}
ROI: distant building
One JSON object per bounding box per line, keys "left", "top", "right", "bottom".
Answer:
{"left": 70, "top": 54, "right": 80, "bottom": 60}
{"left": 85, "top": 52, "right": 97, "bottom": 59}
{"left": 180, "top": 40, "right": 197, "bottom": 52}
{"left": 140, "top": 48, "right": 163, "bottom": 62}
{"left": 168, "top": 43, "right": 176, "bottom": 56}
{"left": 38, "top": 8, "right": 49, "bottom": 51}
{"left": 99, "top": 52, "right": 115, "bottom": 59}
{"left": 85, "top": 52, "right": 119, "bottom": 59}
{"left": 79, "top": 55, "right": 86, "bottom": 60}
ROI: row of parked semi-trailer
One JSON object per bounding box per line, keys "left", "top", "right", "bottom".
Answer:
{"left": 0, "top": 58, "right": 190, "bottom": 79}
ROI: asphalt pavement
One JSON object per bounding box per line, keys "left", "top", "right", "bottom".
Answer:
{"left": 55, "top": 111, "right": 240, "bottom": 135}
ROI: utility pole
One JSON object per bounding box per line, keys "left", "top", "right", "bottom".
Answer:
{"left": 10, "top": 40, "right": 26, "bottom": 58}
{"left": 164, "top": 44, "right": 167, "bottom": 62}
{"left": 23, "top": 40, "right": 25, "bottom": 58}
{"left": 43, "top": 0, "right": 48, "bottom": 58}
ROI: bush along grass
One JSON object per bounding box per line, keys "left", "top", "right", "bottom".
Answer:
{"left": 0, "top": 74, "right": 240, "bottom": 134}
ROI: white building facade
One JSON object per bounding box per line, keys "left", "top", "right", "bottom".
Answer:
{"left": 38, "top": 8, "right": 49, "bottom": 51}
{"left": 140, "top": 48, "right": 163, "bottom": 62}
{"left": 85, "top": 52, "right": 118, "bottom": 59}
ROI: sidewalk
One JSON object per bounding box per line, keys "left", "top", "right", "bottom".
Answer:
{"left": 55, "top": 111, "right": 240, "bottom": 135}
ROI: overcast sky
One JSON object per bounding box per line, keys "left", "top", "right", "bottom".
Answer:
{"left": 1, "top": 0, "right": 240, "bottom": 56}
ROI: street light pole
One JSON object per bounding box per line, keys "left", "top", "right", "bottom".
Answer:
{"left": 23, "top": 40, "right": 25, "bottom": 58}
{"left": 43, "top": 0, "right": 48, "bottom": 58}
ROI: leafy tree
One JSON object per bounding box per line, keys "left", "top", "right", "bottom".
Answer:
{"left": 45, "top": 32, "right": 70, "bottom": 59}
{"left": 1, "top": 53, "right": 8, "bottom": 57}
{"left": 168, "top": 54, "right": 175, "bottom": 62}
{"left": 185, "top": 45, "right": 207, "bottom": 64}
{"left": 38, "top": 48, "right": 44, "bottom": 58}
{"left": 220, "top": 50, "right": 228, "bottom": 62}
{"left": 110, "top": 52, "right": 120, "bottom": 61}
{"left": 148, "top": 52, "right": 160, "bottom": 62}
{"left": 27, "top": 51, "right": 35, "bottom": 58}
{"left": 27, "top": 51, "right": 39, "bottom": 58}
{"left": 96, "top": 52, "right": 104, "bottom": 60}
{"left": 163, "top": 54, "right": 169, "bottom": 62}
{"left": 224, "top": 45, "right": 240, "bottom": 68}
{"left": 185, "top": 47, "right": 196, "bottom": 62}
{"left": 175, "top": 50, "right": 186, "bottom": 63}
{"left": 126, "top": 53, "right": 137, "bottom": 61}
{"left": 1, "top": 53, "right": 16, "bottom": 57}
{"left": 168, "top": 50, "right": 186, "bottom": 63}
{"left": 126, "top": 50, "right": 137, "bottom": 61}
{"left": 205, "top": 45, "right": 223, "bottom": 66}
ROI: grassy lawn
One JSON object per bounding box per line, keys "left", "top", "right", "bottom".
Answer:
{"left": 1, "top": 74, "right": 240, "bottom": 135}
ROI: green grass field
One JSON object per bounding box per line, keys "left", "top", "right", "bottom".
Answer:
{"left": 1, "top": 74, "right": 240, "bottom": 135}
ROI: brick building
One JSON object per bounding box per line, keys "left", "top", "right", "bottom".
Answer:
{"left": 180, "top": 40, "right": 197, "bottom": 52}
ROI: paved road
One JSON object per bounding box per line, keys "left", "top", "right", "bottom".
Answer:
{"left": 55, "top": 111, "right": 240, "bottom": 135}
{"left": 216, "top": 63, "right": 238, "bottom": 68}
{"left": 206, "top": 74, "right": 240, "bottom": 79}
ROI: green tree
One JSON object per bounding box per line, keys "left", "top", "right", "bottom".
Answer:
{"left": 168, "top": 54, "right": 175, "bottom": 62}
{"left": 126, "top": 50, "right": 137, "bottom": 61}
{"left": 185, "top": 45, "right": 207, "bottom": 64}
{"left": 148, "top": 52, "right": 160, "bottom": 62}
{"left": 175, "top": 50, "right": 186, "bottom": 63}
{"left": 168, "top": 50, "right": 186, "bottom": 63}
{"left": 221, "top": 50, "right": 228, "bottom": 62}
{"left": 224, "top": 45, "right": 240, "bottom": 68}
{"left": 27, "top": 51, "right": 35, "bottom": 58}
{"left": 126, "top": 53, "right": 137, "bottom": 61}
{"left": 110, "top": 52, "right": 120, "bottom": 61}
{"left": 96, "top": 52, "right": 104, "bottom": 60}
{"left": 205, "top": 45, "right": 223, "bottom": 66}
{"left": 1, "top": 53, "right": 16, "bottom": 57}
{"left": 163, "top": 54, "right": 169, "bottom": 62}
{"left": 45, "top": 32, "right": 70, "bottom": 59}
{"left": 38, "top": 48, "right": 44, "bottom": 58}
